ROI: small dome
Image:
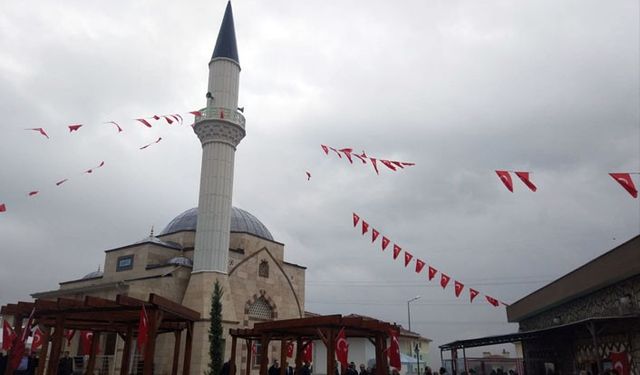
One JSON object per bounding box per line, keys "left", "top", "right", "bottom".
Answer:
{"left": 160, "top": 207, "right": 274, "bottom": 241}
{"left": 167, "top": 256, "right": 193, "bottom": 267}
{"left": 82, "top": 270, "right": 103, "bottom": 279}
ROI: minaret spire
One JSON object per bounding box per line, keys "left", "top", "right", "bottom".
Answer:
{"left": 212, "top": 1, "right": 239, "bottom": 63}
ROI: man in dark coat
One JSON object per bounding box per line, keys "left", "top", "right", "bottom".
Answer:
{"left": 58, "top": 352, "right": 73, "bottom": 375}
{"left": 268, "top": 360, "right": 280, "bottom": 375}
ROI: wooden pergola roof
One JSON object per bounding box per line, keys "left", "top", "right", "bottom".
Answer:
{"left": 1, "top": 294, "right": 199, "bottom": 334}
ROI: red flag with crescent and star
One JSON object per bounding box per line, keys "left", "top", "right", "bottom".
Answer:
{"left": 609, "top": 173, "right": 638, "bottom": 198}
{"left": 80, "top": 331, "right": 94, "bottom": 355}
{"left": 353, "top": 213, "right": 360, "bottom": 227}
{"left": 469, "top": 289, "right": 479, "bottom": 303}
{"left": 495, "top": 170, "right": 513, "bottom": 192}
{"left": 403, "top": 251, "right": 413, "bottom": 267}
{"left": 388, "top": 329, "right": 401, "bottom": 370}
{"left": 415, "top": 259, "right": 426, "bottom": 274}
{"left": 392, "top": 244, "right": 402, "bottom": 260}
{"left": 31, "top": 327, "right": 43, "bottom": 351}
{"left": 371, "top": 228, "right": 380, "bottom": 243}
{"left": 609, "top": 351, "right": 630, "bottom": 375}
{"left": 485, "top": 296, "right": 500, "bottom": 307}
{"left": 428, "top": 266, "right": 437, "bottom": 281}
{"left": 440, "top": 273, "right": 451, "bottom": 289}
{"left": 514, "top": 171, "right": 537, "bottom": 192}
{"left": 361, "top": 221, "right": 369, "bottom": 235}
{"left": 454, "top": 281, "right": 464, "bottom": 297}
{"left": 302, "top": 341, "right": 313, "bottom": 363}
{"left": 335, "top": 328, "right": 349, "bottom": 369}
{"left": 2, "top": 321, "right": 16, "bottom": 351}
{"left": 381, "top": 237, "right": 390, "bottom": 251}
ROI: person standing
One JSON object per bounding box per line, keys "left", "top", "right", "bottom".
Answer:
{"left": 58, "top": 352, "right": 73, "bottom": 375}
{"left": 359, "top": 364, "right": 368, "bottom": 375}
{"left": 268, "top": 360, "right": 280, "bottom": 375}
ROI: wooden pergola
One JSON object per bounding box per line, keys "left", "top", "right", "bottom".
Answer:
{"left": 1, "top": 294, "right": 199, "bottom": 375}
{"left": 229, "top": 314, "right": 400, "bottom": 375}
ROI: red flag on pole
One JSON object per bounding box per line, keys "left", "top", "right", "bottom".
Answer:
{"left": 440, "top": 273, "right": 451, "bottom": 289}
{"left": 428, "top": 266, "right": 437, "bottom": 281}
{"left": 415, "top": 259, "right": 426, "bottom": 273}
{"left": 2, "top": 321, "right": 16, "bottom": 351}
{"left": 454, "top": 281, "right": 464, "bottom": 297}
{"left": 335, "top": 328, "right": 349, "bottom": 369}
{"left": 609, "top": 173, "right": 638, "bottom": 198}
{"left": 392, "top": 244, "right": 402, "bottom": 260}
{"left": 485, "top": 295, "right": 500, "bottom": 307}
{"left": 137, "top": 306, "right": 149, "bottom": 350}
{"left": 361, "top": 220, "right": 369, "bottom": 235}
{"left": 388, "top": 329, "right": 401, "bottom": 370}
{"left": 352, "top": 213, "right": 360, "bottom": 227}
{"left": 31, "top": 327, "right": 43, "bottom": 351}
{"left": 371, "top": 228, "right": 380, "bottom": 243}
{"left": 381, "top": 236, "right": 390, "bottom": 251}
{"left": 514, "top": 171, "right": 537, "bottom": 192}
{"left": 302, "top": 341, "right": 313, "bottom": 363}
{"left": 80, "top": 331, "right": 94, "bottom": 355}
{"left": 469, "top": 289, "right": 479, "bottom": 303}
{"left": 495, "top": 170, "right": 513, "bottom": 192}
{"left": 403, "top": 251, "right": 413, "bottom": 267}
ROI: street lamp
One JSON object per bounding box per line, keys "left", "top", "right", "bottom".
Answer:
{"left": 407, "top": 295, "right": 421, "bottom": 332}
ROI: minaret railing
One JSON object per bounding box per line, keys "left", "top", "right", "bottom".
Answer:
{"left": 194, "top": 107, "right": 245, "bottom": 129}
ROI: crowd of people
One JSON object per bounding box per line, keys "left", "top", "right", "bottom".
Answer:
{"left": 0, "top": 351, "right": 74, "bottom": 375}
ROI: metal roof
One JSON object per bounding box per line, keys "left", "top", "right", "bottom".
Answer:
{"left": 212, "top": 1, "right": 239, "bottom": 63}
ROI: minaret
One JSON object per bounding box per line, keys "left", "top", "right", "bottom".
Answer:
{"left": 182, "top": 3, "right": 243, "bottom": 373}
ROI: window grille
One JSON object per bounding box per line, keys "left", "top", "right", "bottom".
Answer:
{"left": 248, "top": 297, "right": 273, "bottom": 320}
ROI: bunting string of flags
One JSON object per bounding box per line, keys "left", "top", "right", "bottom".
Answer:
{"left": 352, "top": 212, "right": 507, "bottom": 307}
{"left": 320, "top": 144, "right": 415, "bottom": 175}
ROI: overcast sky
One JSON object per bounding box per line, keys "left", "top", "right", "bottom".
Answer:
{"left": 1, "top": 0, "right": 639, "bottom": 367}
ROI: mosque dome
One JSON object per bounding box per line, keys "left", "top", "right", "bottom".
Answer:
{"left": 82, "top": 270, "right": 103, "bottom": 279}
{"left": 160, "top": 207, "right": 274, "bottom": 241}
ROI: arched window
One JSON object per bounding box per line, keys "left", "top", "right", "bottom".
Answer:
{"left": 248, "top": 297, "right": 273, "bottom": 320}
{"left": 258, "top": 260, "right": 269, "bottom": 278}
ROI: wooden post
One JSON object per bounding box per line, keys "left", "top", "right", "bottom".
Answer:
{"left": 279, "top": 339, "right": 287, "bottom": 375}
{"left": 375, "top": 335, "right": 385, "bottom": 375}
{"left": 36, "top": 326, "right": 51, "bottom": 375}
{"left": 120, "top": 326, "right": 133, "bottom": 375}
{"left": 46, "top": 315, "right": 65, "bottom": 375}
{"left": 326, "top": 330, "right": 335, "bottom": 375}
{"left": 245, "top": 340, "right": 253, "bottom": 375}
{"left": 171, "top": 330, "right": 182, "bottom": 375}
{"left": 380, "top": 334, "right": 388, "bottom": 373}
{"left": 182, "top": 322, "right": 193, "bottom": 375}
{"left": 259, "top": 335, "right": 269, "bottom": 375}
{"left": 230, "top": 335, "right": 237, "bottom": 375}
{"left": 85, "top": 331, "right": 101, "bottom": 375}
{"left": 142, "top": 309, "right": 159, "bottom": 375}
{"left": 294, "top": 338, "right": 303, "bottom": 375}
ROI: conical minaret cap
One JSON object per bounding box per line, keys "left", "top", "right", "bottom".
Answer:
{"left": 212, "top": 1, "right": 239, "bottom": 64}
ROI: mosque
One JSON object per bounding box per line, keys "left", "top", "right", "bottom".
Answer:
{"left": 31, "top": 2, "right": 307, "bottom": 375}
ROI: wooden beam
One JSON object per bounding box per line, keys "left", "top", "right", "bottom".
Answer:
{"left": 171, "top": 330, "right": 182, "bottom": 375}
{"left": 279, "top": 339, "right": 287, "bottom": 375}
{"left": 84, "top": 296, "right": 121, "bottom": 308}
{"left": 120, "top": 326, "right": 133, "bottom": 375}
{"left": 116, "top": 294, "right": 148, "bottom": 308}
{"left": 259, "top": 334, "right": 270, "bottom": 375}
{"left": 182, "top": 322, "right": 193, "bottom": 375}
{"left": 149, "top": 294, "right": 199, "bottom": 321}
{"left": 142, "top": 309, "right": 160, "bottom": 375}
{"left": 326, "top": 329, "right": 335, "bottom": 375}
{"left": 46, "top": 315, "right": 65, "bottom": 375}
{"left": 230, "top": 335, "right": 238, "bottom": 375}
{"left": 56, "top": 298, "right": 84, "bottom": 309}
{"left": 85, "top": 331, "right": 101, "bottom": 375}
{"left": 294, "top": 338, "right": 303, "bottom": 374}
{"left": 245, "top": 340, "right": 253, "bottom": 375}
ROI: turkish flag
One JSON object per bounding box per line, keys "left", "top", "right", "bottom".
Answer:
{"left": 302, "top": 341, "right": 313, "bottom": 363}
{"left": 393, "top": 244, "right": 402, "bottom": 260}
{"left": 329, "top": 147, "right": 342, "bottom": 158}
{"left": 162, "top": 116, "right": 174, "bottom": 124}
{"left": 28, "top": 191, "right": 39, "bottom": 197}
{"left": 353, "top": 213, "right": 360, "bottom": 227}
{"left": 362, "top": 220, "right": 369, "bottom": 235}
{"left": 64, "top": 329, "right": 75, "bottom": 345}
{"left": 335, "top": 328, "right": 349, "bottom": 369}
{"left": 495, "top": 170, "right": 513, "bottom": 192}
{"left": 105, "top": 121, "right": 123, "bottom": 132}
{"left": 610, "top": 173, "right": 638, "bottom": 198}
{"left": 388, "top": 329, "right": 401, "bottom": 370}
{"left": 0, "top": 203, "right": 6, "bottom": 213}
{"left": 403, "top": 251, "right": 413, "bottom": 267}
{"left": 321, "top": 145, "right": 329, "bottom": 155}
{"left": 152, "top": 115, "right": 161, "bottom": 120}
{"left": 440, "top": 273, "right": 451, "bottom": 289}
{"left": 353, "top": 152, "right": 368, "bottom": 164}
{"left": 514, "top": 172, "right": 537, "bottom": 192}
{"left": 372, "top": 228, "right": 380, "bottom": 243}
{"left": 428, "top": 266, "right": 437, "bottom": 281}
{"left": 469, "top": 289, "right": 479, "bottom": 303}
{"left": 137, "top": 306, "right": 149, "bottom": 350}
{"left": 136, "top": 118, "right": 152, "bottom": 128}
{"left": 339, "top": 148, "right": 354, "bottom": 164}
{"left": 380, "top": 160, "right": 397, "bottom": 171}
{"left": 189, "top": 110, "right": 203, "bottom": 117}
{"left": 31, "top": 327, "right": 43, "bottom": 350}
{"left": 391, "top": 161, "right": 405, "bottom": 169}
{"left": 370, "top": 158, "right": 380, "bottom": 175}
{"left": 381, "top": 237, "right": 390, "bottom": 251}
{"left": 454, "top": 281, "right": 464, "bottom": 297}
{"left": 485, "top": 296, "right": 500, "bottom": 307}
{"left": 68, "top": 124, "right": 83, "bottom": 132}
{"left": 415, "top": 259, "right": 426, "bottom": 274}
{"left": 286, "top": 341, "right": 294, "bottom": 358}
{"left": 2, "top": 321, "right": 16, "bottom": 350}
{"left": 609, "top": 351, "right": 630, "bottom": 375}
{"left": 80, "top": 331, "right": 94, "bottom": 355}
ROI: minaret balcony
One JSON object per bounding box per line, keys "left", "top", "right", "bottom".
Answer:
{"left": 194, "top": 107, "right": 245, "bottom": 129}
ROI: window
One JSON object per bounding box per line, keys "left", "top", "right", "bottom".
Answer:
{"left": 248, "top": 297, "right": 273, "bottom": 320}
{"left": 116, "top": 255, "right": 134, "bottom": 271}
{"left": 252, "top": 342, "right": 262, "bottom": 367}
{"left": 258, "top": 260, "right": 269, "bottom": 278}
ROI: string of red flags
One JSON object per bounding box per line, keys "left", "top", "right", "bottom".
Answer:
{"left": 609, "top": 173, "right": 639, "bottom": 198}
{"left": 353, "top": 212, "right": 507, "bottom": 307}
{"left": 140, "top": 137, "right": 162, "bottom": 150}
{"left": 495, "top": 170, "right": 537, "bottom": 192}
{"left": 321, "top": 144, "right": 415, "bottom": 175}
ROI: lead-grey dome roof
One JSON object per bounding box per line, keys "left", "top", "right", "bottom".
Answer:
{"left": 160, "top": 207, "right": 274, "bottom": 241}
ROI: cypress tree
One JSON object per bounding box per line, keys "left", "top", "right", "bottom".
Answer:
{"left": 208, "top": 280, "right": 224, "bottom": 375}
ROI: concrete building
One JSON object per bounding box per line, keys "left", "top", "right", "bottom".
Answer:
{"left": 31, "top": 3, "right": 306, "bottom": 375}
